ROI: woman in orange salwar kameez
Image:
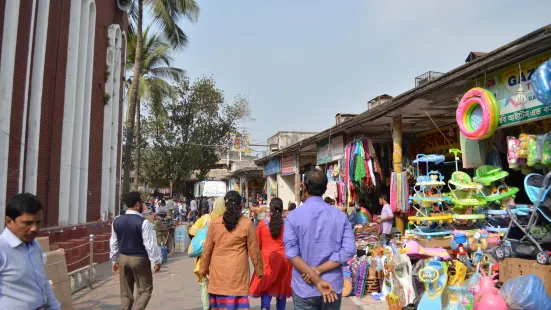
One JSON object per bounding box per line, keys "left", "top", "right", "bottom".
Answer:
{"left": 249, "top": 197, "right": 292, "bottom": 310}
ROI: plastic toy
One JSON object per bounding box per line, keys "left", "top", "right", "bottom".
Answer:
{"left": 472, "top": 270, "right": 506, "bottom": 310}
{"left": 450, "top": 232, "right": 470, "bottom": 251}
{"left": 447, "top": 260, "right": 467, "bottom": 285}
{"left": 418, "top": 260, "right": 449, "bottom": 310}
{"left": 393, "top": 253, "right": 416, "bottom": 307}
{"left": 532, "top": 57, "right": 551, "bottom": 106}
{"left": 506, "top": 136, "right": 520, "bottom": 168}
{"left": 408, "top": 154, "right": 454, "bottom": 239}
{"left": 456, "top": 87, "right": 499, "bottom": 140}
{"left": 402, "top": 239, "right": 451, "bottom": 260}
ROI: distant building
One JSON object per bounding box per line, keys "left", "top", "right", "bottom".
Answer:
{"left": 0, "top": 1, "right": 128, "bottom": 228}
{"left": 267, "top": 131, "right": 318, "bottom": 154}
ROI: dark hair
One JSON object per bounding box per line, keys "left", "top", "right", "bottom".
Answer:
{"left": 324, "top": 197, "right": 334, "bottom": 204}
{"left": 304, "top": 169, "right": 328, "bottom": 196}
{"left": 288, "top": 203, "right": 297, "bottom": 211}
{"left": 125, "top": 192, "right": 142, "bottom": 209}
{"left": 6, "top": 193, "right": 44, "bottom": 221}
{"left": 223, "top": 191, "right": 242, "bottom": 231}
{"left": 380, "top": 194, "right": 389, "bottom": 203}
{"left": 269, "top": 198, "right": 284, "bottom": 238}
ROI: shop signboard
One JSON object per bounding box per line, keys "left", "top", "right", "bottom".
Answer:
{"left": 416, "top": 124, "right": 460, "bottom": 156}
{"left": 264, "top": 158, "right": 280, "bottom": 176}
{"left": 317, "top": 135, "right": 344, "bottom": 165}
{"left": 474, "top": 51, "right": 551, "bottom": 127}
{"left": 281, "top": 153, "right": 296, "bottom": 176}
{"left": 202, "top": 181, "right": 227, "bottom": 197}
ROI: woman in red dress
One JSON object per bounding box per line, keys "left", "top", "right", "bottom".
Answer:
{"left": 249, "top": 197, "right": 292, "bottom": 310}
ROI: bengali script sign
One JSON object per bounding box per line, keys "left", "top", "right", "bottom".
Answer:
{"left": 281, "top": 153, "right": 296, "bottom": 176}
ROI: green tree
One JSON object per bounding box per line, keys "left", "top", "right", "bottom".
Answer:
{"left": 123, "top": 0, "right": 200, "bottom": 194}
{"left": 125, "top": 26, "right": 185, "bottom": 188}
{"left": 140, "top": 76, "right": 251, "bottom": 190}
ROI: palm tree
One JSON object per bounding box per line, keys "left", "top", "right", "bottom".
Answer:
{"left": 123, "top": 0, "right": 199, "bottom": 194}
{"left": 126, "top": 25, "right": 185, "bottom": 189}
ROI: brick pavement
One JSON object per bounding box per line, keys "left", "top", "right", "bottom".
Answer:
{"left": 72, "top": 253, "right": 387, "bottom": 310}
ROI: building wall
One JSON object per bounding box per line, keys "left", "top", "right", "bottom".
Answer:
{"left": 0, "top": 0, "right": 127, "bottom": 228}
{"left": 276, "top": 174, "right": 295, "bottom": 210}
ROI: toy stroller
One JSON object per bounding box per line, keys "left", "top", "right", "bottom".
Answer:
{"left": 499, "top": 172, "right": 551, "bottom": 264}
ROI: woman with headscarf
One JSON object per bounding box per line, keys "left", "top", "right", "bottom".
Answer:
{"left": 199, "top": 191, "right": 263, "bottom": 310}
{"left": 189, "top": 196, "right": 226, "bottom": 310}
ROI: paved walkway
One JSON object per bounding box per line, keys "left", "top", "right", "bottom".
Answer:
{"left": 72, "top": 252, "right": 386, "bottom": 309}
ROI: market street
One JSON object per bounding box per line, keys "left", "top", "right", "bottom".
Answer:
{"left": 72, "top": 252, "right": 386, "bottom": 310}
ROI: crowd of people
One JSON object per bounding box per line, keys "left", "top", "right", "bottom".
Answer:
{"left": 187, "top": 169, "right": 357, "bottom": 310}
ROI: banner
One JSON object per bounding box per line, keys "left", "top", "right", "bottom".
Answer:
{"left": 473, "top": 51, "right": 551, "bottom": 127}
{"left": 317, "top": 135, "right": 344, "bottom": 164}
{"left": 281, "top": 153, "right": 296, "bottom": 176}
{"left": 233, "top": 134, "right": 251, "bottom": 153}
{"left": 416, "top": 124, "right": 460, "bottom": 156}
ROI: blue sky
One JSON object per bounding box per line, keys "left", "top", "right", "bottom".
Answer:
{"left": 146, "top": 0, "right": 551, "bottom": 150}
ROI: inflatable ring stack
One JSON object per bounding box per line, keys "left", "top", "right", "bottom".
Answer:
{"left": 456, "top": 87, "right": 500, "bottom": 140}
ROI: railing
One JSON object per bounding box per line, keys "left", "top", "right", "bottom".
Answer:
{"left": 65, "top": 235, "right": 109, "bottom": 294}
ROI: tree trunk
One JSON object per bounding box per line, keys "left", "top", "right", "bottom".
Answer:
{"left": 122, "top": 0, "right": 143, "bottom": 195}
{"left": 135, "top": 99, "right": 141, "bottom": 191}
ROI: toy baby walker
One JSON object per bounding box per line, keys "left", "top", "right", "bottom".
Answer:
{"left": 408, "top": 154, "right": 453, "bottom": 240}
{"left": 446, "top": 150, "right": 486, "bottom": 228}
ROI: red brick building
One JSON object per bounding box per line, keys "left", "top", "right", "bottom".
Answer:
{"left": 0, "top": 0, "right": 128, "bottom": 230}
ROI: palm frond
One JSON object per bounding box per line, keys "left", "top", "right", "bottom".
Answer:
{"left": 149, "top": 67, "right": 185, "bottom": 82}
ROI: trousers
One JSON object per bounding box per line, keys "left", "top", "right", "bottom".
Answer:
{"left": 292, "top": 292, "right": 342, "bottom": 310}
{"left": 260, "top": 295, "right": 286, "bottom": 310}
{"left": 119, "top": 254, "right": 153, "bottom": 310}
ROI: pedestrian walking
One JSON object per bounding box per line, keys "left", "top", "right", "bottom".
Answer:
{"left": 0, "top": 193, "right": 60, "bottom": 309}
{"left": 189, "top": 197, "right": 226, "bottom": 310}
{"left": 199, "top": 191, "right": 263, "bottom": 310}
{"left": 110, "top": 192, "right": 162, "bottom": 310}
{"left": 284, "top": 169, "right": 356, "bottom": 310}
{"left": 249, "top": 197, "right": 292, "bottom": 310}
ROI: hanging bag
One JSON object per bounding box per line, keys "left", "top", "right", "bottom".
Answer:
{"left": 188, "top": 214, "right": 210, "bottom": 257}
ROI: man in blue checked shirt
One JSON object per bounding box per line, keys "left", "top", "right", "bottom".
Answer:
{"left": 284, "top": 169, "right": 356, "bottom": 309}
{"left": 0, "top": 193, "right": 60, "bottom": 309}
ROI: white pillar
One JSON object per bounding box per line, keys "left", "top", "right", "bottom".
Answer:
{"left": 19, "top": 0, "right": 37, "bottom": 193}
{"left": 25, "top": 0, "right": 50, "bottom": 194}
{"left": 100, "top": 26, "right": 115, "bottom": 221}
{"left": 59, "top": 0, "right": 83, "bottom": 226}
{"left": 109, "top": 27, "right": 122, "bottom": 217}
{"left": 68, "top": 0, "right": 90, "bottom": 224}
{"left": 0, "top": 0, "right": 21, "bottom": 229}
{"left": 78, "top": 1, "right": 96, "bottom": 223}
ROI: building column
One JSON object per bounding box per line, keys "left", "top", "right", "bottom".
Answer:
{"left": 24, "top": 0, "right": 50, "bottom": 194}
{"left": 392, "top": 117, "right": 406, "bottom": 235}
{"left": 0, "top": 0, "right": 21, "bottom": 229}
{"left": 294, "top": 152, "right": 301, "bottom": 206}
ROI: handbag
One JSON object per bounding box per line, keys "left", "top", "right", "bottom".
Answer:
{"left": 188, "top": 215, "right": 210, "bottom": 257}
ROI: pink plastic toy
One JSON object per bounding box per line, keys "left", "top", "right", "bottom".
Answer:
{"left": 473, "top": 270, "right": 507, "bottom": 310}
{"left": 401, "top": 239, "right": 451, "bottom": 260}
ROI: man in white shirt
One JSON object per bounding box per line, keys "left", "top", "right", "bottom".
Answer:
{"left": 0, "top": 193, "right": 60, "bottom": 309}
{"left": 110, "top": 192, "right": 162, "bottom": 309}
{"left": 189, "top": 198, "right": 198, "bottom": 223}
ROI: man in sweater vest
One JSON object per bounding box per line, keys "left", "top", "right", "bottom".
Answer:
{"left": 110, "top": 192, "right": 162, "bottom": 310}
